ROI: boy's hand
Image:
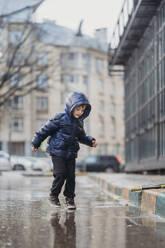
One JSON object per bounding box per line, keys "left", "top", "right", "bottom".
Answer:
{"left": 32, "top": 146, "right": 38, "bottom": 152}
{"left": 92, "top": 140, "right": 97, "bottom": 148}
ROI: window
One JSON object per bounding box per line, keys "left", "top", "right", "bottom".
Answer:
{"left": 98, "top": 79, "right": 104, "bottom": 93}
{"left": 36, "top": 119, "right": 47, "bottom": 130}
{"left": 36, "top": 97, "right": 48, "bottom": 110}
{"left": 99, "top": 100, "right": 104, "bottom": 113}
{"left": 110, "top": 103, "right": 115, "bottom": 116}
{"left": 37, "top": 74, "right": 48, "bottom": 90}
{"left": 69, "top": 53, "right": 75, "bottom": 60}
{"left": 0, "top": 51, "right": 3, "bottom": 63}
{"left": 9, "top": 30, "right": 23, "bottom": 46}
{"left": 61, "top": 74, "right": 79, "bottom": 86}
{"left": 9, "top": 142, "right": 24, "bottom": 155}
{"left": 12, "top": 118, "right": 23, "bottom": 131}
{"left": 37, "top": 52, "right": 48, "bottom": 66}
{"left": 0, "top": 154, "right": 6, "bottom": 158}
{"left": 95, "top": 58, "right": 104, "bottom": 73}
{"left": 0, "top": 72, "right": 4, "bottom": 83}
{"left": 0, "top": 28, "right": 2, "bottom": 41}
{"left": 10, "top": 73, "right": 22, "bottom": 87}
{"left": 98, "top": 144, "right": 108, "bottom": 155}
{"left": 111, "top": 121, "right": 116, "bottom": 136}
{"left": 69, "top": 74, "right": 79, "bottom": 84}
{"left": 98, "top": 118, "right": 104, "bottom": 136}
{"left": 0, "top": 28, "right": 3, "bottom": 47}
{"left": 11, "top": 96, "right": 23, "bottom": 109}
{"left": 83, "top": 75, "right": 88, "bottom": 88}
{"left": 109, "top": 82, "right": 115, "bottom": 95}
{"left": 60, "top": 53, "right": 67, "bottom": 67}
{"left": 60, "top": 52, "right": 79, "bottom": 68}
{"left": 61, "top": 74, "right": 67, "bottom": 83}
{"left": 69, "top": 53, "right": 78, "bottom": 67}
{"left": 82, "top": 53, "right": 91, "bottom": 71}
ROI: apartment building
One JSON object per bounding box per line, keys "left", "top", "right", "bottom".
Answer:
{"left": 0, "top": 0, "right": 125, "bottom": 161}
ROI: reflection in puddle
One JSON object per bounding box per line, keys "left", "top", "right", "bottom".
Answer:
{"left": 50, "top": 211, "right": 76, "bottom": 248}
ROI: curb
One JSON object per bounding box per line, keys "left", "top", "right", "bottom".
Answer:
{"left": 89, "top": 174, "right": 165, "bottom": 218}
{"left": 23, "top": 172, "right": 53, "bottom": 177}
{"left": 23, "top": 171, "right": 88, "bottom": 177}
{"left": 76, "top": 172, "right": 88, "bottom": 176}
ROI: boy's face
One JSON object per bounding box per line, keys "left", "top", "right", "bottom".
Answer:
{"left": 72, "top": 105, "right": 86, "bottom": 118}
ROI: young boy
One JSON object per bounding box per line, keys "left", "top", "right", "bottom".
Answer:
{"left": 31, "top": 92, "right": 97, "bottom": 210}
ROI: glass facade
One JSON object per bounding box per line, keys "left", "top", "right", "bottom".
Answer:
{"left": 125, "top": 2, "right": 165, "bottom": 167}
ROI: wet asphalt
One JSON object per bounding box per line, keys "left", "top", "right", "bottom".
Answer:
{"left": 0, "top": 171, "right": 165, "bottom": 248}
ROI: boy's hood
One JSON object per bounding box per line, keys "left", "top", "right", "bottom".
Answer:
{"left": 65, "top": 92, "right": 91, "bottom": 120}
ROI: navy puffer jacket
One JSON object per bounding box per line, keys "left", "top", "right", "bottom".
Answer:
{"left": 32, "top": 92, "right": 95, "bottom": 159}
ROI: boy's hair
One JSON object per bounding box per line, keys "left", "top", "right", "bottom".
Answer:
{"left": 79, "top": 104, "right": 87, "bottom": 110}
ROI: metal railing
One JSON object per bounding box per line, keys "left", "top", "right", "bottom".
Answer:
{"left": 110, "top": 0, "right": 136, "bottom": 50}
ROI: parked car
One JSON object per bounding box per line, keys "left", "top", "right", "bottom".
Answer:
{"left": 76, "top": 155, "right": 121, "bottom": 172}
{"left": 0, "top": 151, "right": 12, "bottom": 171}
{"left": 38, "top": 157, "right": 53, "bottom": 171}
{"left": 10, "top": 155, "right": 33, "bottom": 171}
{"left": 26, "top": 157, "right": 52, "bottom": 172}
{"left": 10, "top": 155, "right": 52, "bottom": 172}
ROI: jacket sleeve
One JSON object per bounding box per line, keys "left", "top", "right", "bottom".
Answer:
{"left": 78, "top": 121, "right": 95, "bottom": 147}
{"left": 31, "top": 115, "right": 61, "bottom": 148}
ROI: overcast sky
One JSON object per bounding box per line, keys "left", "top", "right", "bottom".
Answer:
{"left": 36, "top": 0, "right": 124, "bottom": 42}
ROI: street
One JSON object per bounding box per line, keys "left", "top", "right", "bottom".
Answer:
{"left": 0, "top": 172, "right": 165, "bottom": 248}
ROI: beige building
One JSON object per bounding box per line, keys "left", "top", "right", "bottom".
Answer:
{"left": 0, "top": 1, "right": 125, "bottom": 162}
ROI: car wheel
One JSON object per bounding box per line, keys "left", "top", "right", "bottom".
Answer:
{"left": 113, "top": 164, "right": 120, "bottom": 173}
{"left": 105, "top": 168, "right": 113, "bottom": 173}
{"left": 13, "top": 164, "right": 25, "bottom": 171}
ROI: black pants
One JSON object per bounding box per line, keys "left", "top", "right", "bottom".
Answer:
{"left": 50, "top": 156, "right": 76, "bottom": 198}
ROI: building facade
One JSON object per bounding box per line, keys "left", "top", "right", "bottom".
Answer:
{"left": 109, "top": 0, "right": 165, "bottom": 171}
{"left": 0, "top": 1, "right": 125, "bottom": 162}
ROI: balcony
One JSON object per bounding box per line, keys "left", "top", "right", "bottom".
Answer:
{"left": 108, "top": 0, "right": 162, "bottom": 71}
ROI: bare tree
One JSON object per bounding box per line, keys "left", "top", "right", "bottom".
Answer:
{"left": 0, "top": 22, "right": 44, "bottom": 106}
{"left": 0, "top": 7, "right": 61, "bottom": 155}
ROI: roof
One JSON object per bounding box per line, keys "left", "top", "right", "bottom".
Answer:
{"left": 0, "top": 0, "right": 43, "bottom": 22}
{"left": 37, "top": 21, "right": 108, "bottom": 53}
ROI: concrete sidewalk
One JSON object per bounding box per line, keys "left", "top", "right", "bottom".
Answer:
{"left": 89, "top": 173, "right": 165, "bottom": 218}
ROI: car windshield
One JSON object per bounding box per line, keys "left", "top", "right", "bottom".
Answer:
{"left": 100, "top": 156, "right": 116, "bottom": 161}
{"left": 85, "top": 156, "right": 97, "bottom": 163}
{"left": 0, "top": 152, "right": 9, "bottom": 158}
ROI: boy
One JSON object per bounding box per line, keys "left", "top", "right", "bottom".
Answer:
{"left": 31, "top": 92, "right": 97, "bottom": 210}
